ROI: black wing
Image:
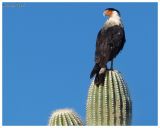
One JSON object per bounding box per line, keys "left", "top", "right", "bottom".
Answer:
{"left": 95, "top": 25, "right": 125, "bottom": 67}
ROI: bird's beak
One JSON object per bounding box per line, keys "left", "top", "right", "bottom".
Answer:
{"left": 103, "top": 10, "right": 107, "bottom": 17}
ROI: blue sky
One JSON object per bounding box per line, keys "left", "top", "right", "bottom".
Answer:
{"left": 3, "top": 2, "right": 158, "bottom": 126}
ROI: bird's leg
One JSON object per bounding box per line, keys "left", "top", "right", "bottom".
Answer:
{"left": 106, "top": 64, "right": 108, "bottom": 70}
{"left": 110, "top": 59, "right": 113, "bottom": 70}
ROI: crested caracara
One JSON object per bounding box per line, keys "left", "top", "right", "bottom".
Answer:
{"left": 90, "top": 8, "right": 126, "bottom": 85}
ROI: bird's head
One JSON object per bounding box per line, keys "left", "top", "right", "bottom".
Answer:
{"left": 103, "top": 8, "right": 120, "bottom": 17}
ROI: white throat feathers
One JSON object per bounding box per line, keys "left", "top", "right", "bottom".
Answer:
{"left": 104, "top": 11, "right": 123, "bottom": 29}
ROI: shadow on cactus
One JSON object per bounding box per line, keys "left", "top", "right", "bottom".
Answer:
{"left": 86, "top": 70, "right": 132, "bottom": 126}
{"left": 48, "top": 109, "right": 83, "bottom": 126}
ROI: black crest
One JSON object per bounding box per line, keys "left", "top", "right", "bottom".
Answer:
{"left": 105, "top": 8, "right": 120, "bottom": 15}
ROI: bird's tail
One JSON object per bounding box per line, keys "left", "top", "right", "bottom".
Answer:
{"left": 90, "top": 63, "right": 100, "bottom": 79}
{"left": 90, "top": 64, "right": 106, "bottom": 85}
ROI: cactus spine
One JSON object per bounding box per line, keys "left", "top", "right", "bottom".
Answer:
{"left": 86, "top": 70, "right": 132, "bottom": 126}
{"left": 48, "top": 109, "right": 83, "bottom": 126}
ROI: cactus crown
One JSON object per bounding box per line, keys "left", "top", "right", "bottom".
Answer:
{"left": 86, "top": 70, "right": 132, "bottom": 126}
{"left": 48, "top": 109, "right": 83, "bottom": 126}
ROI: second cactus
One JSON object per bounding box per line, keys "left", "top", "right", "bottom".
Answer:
{"left": 86, "top": 70, "right": 132, "bottom": 126}
{"left": 48, "top": 109, "right": 83, "bottom": 126}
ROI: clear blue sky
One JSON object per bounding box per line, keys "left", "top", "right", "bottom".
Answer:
{"left": 3, "top": 2, "right": 158, "bottom": 126}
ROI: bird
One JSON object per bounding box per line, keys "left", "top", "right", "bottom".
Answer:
{"left": 90, "top": 8, "right": 126, "bottom": 85}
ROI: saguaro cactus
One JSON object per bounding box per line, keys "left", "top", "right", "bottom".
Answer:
{"left": 48, "top": 109, "right": 83, "bottom": 126}
{"left": 86, "top": 70, "right": 132, "bottom": 126}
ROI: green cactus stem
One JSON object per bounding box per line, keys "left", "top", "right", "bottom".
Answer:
{"left": 48, "top": 109, "right": 83, "bottom": 126}
{"left": 86, "top": 70, "right": 132, "bottom": 126}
